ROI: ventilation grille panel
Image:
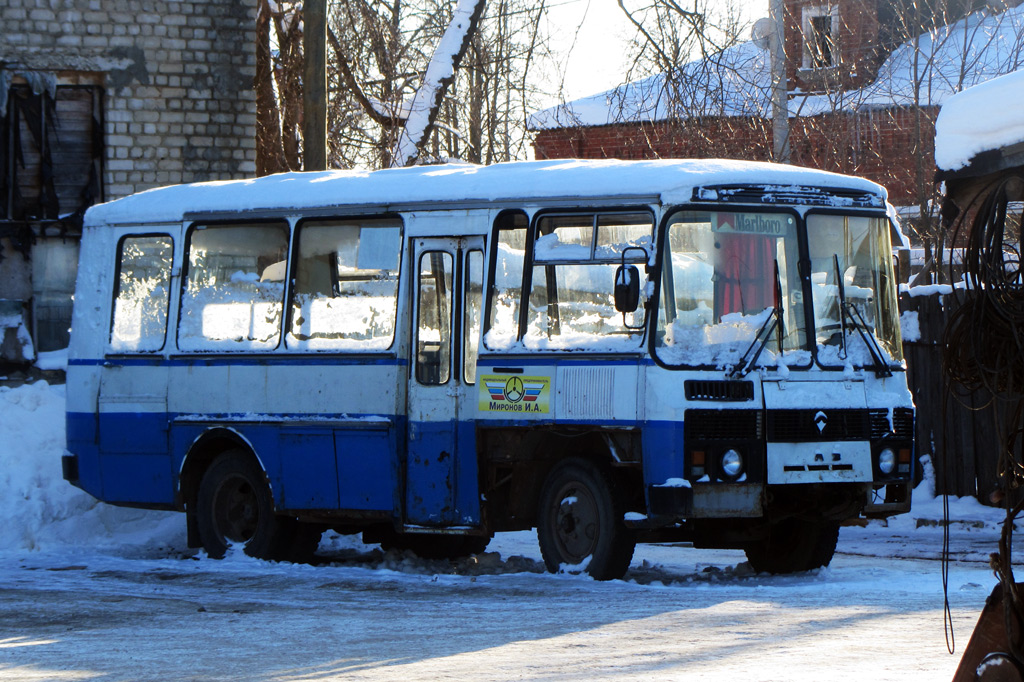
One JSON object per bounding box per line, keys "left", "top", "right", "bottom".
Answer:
{"left": 558, "top": 367, "right": 615, "bottom": 418}
{"left": 685, "top": 380, "right": 754, "bottom": 402}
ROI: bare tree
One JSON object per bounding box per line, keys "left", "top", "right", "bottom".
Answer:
{"left": 586, "top": 0, "right": 1024, "bottom": 268}
{"left": 324, "top": 0, "right": 550, "bottom": 168}
{"left": 255, "top": 0, "right": 304, "bottom": 175}
{"left": 254, "top": 0, "right": 551, "bottom": 171}
{"left": 391, "top": 0, "right": 487, "bottom": 166}
{"left": 835, "top": 1, "right": 1024, "bottom": 276}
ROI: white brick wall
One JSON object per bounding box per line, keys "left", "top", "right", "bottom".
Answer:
{"left": 1, "top": 0, "right": 258, "bottom": 200}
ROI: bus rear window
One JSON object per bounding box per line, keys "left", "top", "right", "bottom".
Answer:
{"left": 110, "top": 235, "right": 173, "bottom": 352}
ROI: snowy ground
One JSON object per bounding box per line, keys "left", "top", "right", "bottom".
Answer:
{"left": 0, "top": 380, "right": 1017, "bottom": 681}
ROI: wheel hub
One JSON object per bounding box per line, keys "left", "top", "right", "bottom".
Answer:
{"left": 216, "top": 476, "right": 259, "bottom": 543}
{"left": 553, "top": 485, "right": 598, "bottom": 563}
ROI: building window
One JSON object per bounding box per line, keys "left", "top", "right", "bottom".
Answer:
{"left": 1, "top": 80, "right": 104, "bottom": 223}
{"left": 802, "top": 6, "right": 839, "bottom": 69}
{"left": 1, "top": 76, "right": 105, "bottom": 355}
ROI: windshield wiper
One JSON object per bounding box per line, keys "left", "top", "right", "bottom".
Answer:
{"left": 730, "top": 260, "right": 785, "bottom": 378}
{"left": 833, "top": 254, "right": 892, "bottom": 377}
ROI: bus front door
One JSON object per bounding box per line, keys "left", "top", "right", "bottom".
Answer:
{"left": 406, "top": 234, "right": 484, "bottom": 527}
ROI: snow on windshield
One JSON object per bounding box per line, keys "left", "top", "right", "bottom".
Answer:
{"left": 655, "top": 210, "right": 806, "bottom": 369}
{"left": 658, "top": 307, "right": 774, "bottom": 367}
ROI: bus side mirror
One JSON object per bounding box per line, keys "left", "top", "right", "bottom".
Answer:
{"left": 614, "top": 264, "right": 640, "bottom": 313}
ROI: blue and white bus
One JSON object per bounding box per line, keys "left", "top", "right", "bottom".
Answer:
{"left": 63, "top": 159, "right": 914, "bottom": 579}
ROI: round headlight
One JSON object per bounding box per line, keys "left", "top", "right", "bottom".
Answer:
{"left": 721, "top": 449, "right": 744, "bottom": 478}
{"left": 878, "top": 448, "right": 896, "bottom": 475}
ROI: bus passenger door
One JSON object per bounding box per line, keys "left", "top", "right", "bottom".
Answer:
{"left": 406, "top": 236, "right": 484, "bottom": 527}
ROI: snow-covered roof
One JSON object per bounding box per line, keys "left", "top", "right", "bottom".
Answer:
{"left": 84, "top": 158, "right": 886, "bottom": 226}
{"left": 531, "top": 4, "right": 1024, "bottom": 130}
{"left": 530, "top": 41, "right": 771, "bottom": 130}
{"left": 794, "top": 5, "right": 1024, "bottom": 116}
{"left": 933, "top": 69, "right": 1024, "bottom": 171}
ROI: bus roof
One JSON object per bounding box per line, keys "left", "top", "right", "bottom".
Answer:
{"left": 84, "top": 158, "right": 887, "bottom": 226}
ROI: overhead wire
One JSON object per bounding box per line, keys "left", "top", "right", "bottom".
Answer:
{"left": 941, "top": 173, "right": 1024, "bottom": 660}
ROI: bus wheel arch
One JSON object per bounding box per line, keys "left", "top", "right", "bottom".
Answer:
{"left": 180, "top": 430, "right": 277, "bottom": 554}
{"left": 193, "top": 448, "right": 294, "bottom": 560}
{"left": 179, "top": 429, "right": 262, "bottom": 513}
{"left": 480, "top": 429, "right": 643, "bottom": 533}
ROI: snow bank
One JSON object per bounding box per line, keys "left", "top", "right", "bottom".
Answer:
{"left": 934, "top": 69, "right": 1024, "bottom": 171}
{"left": 0, "top": 381, "right": 183, "bottom": 554}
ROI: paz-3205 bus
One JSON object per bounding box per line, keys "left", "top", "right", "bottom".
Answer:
{"left": 63, "top": 159, "right": 914, "bottom": 579}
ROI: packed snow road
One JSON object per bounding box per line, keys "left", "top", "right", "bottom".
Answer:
{"left": 0, "top": 381, "right": 1013, "bottom": 681}
{"left": 0, "top": 525, "right": 1005, "bottom": 682}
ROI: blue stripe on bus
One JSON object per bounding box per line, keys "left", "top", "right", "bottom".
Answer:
{"left": 66, "top": 410, "right": 683, "bottom": 517}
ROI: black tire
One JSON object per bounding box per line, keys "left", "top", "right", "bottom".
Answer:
{"left": 744, "top": 518, "right": 839, "bottom": 574}
{"left": 537, "top": 459, "right": 635, "bottom": 581}
{"left": 805, "top": 521, "right": 840, "bottom": 570}
{"left": 196, "top": 450, "right": 292, "bottom": 560}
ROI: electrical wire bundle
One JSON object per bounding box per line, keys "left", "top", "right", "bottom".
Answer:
{"left": 942, "top": 173, "right": 1024, "bottom": 663}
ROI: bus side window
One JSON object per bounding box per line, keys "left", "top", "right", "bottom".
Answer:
{"left": 525, "top": 212, "right": 652, "bottom": 346}
{"left": 178, "top": 222, "right": 288, "bottom": 351}
{"left": 485, "top": 210, "right": 528, "bottom": 349}
{"left": 110, "top": 235, "right": 174, "bottom": 352}
{"left": 288, "top": 219, "right": 402, "bottom": 350}
{"left": 416, "top": 251, "right": 453, "bottom": 385}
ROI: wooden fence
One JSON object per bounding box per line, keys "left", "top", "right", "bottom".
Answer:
{"left": 902, "top": 292, "right": 1010, "bottom": 500}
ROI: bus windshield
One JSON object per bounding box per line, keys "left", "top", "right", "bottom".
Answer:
{"left": 655, "top": 210, "right": 808, "bottom": 369}
{"left": 806, "top": 213, "right": 903, "bottom": 366}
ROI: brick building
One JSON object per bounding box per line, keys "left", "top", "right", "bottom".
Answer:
{"left": 531, "top": 0, "right": 1023, "bottom": 215}
{"left": 0, "top": 0, "right": 257, "bottom": 363}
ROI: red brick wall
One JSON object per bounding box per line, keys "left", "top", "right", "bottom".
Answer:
{"left": 532, "top": 106, "right": 938, "bottom": 207}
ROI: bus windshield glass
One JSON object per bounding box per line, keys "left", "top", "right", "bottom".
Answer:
{"left": 655, "top": 210, "right": 807, "bottom": 369}
{"left": 806, "top": 213, "right": 903, "bottom": 366}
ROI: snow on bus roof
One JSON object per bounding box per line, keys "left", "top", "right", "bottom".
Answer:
{"left": 84, "top": 158, "right": 885, "bottom": 226}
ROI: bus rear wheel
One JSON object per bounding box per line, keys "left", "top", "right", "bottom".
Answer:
{"left": 537, "top": 459, "right": 635, "bottom": 581}
{"left": 744, "top": 519, "right": 840, "bottom": 574}
{"left": 196, "top": 450, "right": 292, "bottom": 560}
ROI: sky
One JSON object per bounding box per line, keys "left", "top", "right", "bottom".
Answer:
{"left": 542, "top": 0, "right": 771, "bottom": 104}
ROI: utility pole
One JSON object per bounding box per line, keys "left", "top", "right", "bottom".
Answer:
{"left": 303, "top": 0, "right": 328, "bottom": 171}
{"left": 769, "top": 0, "right": 791, "bottom": 163}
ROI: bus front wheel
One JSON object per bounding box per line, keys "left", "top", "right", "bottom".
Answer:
{"left": 196, "top": 450, "right": 292, "bottom": 560}
{"left": 537, "top": 459, "right": 635, "bottom": 581}
{"left": 744, "top": 519, "right": 840, "bottom": 574}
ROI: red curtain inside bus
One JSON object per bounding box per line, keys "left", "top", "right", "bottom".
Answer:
{"left": 714, "top": 233, "right": 774, "bottom": 319}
